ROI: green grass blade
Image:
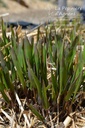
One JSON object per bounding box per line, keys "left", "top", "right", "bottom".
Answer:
{"left": 23, "top": 37, "right": 33, "bottom": 66}
{"left": 29, "top": 104, "right": 44, "bottom": 121}
{"left": 0, "top": 51, "right": 14, "bottom": 91}
{"left": 42, "top": 85, "right": 49, "bottom": 109}
{"left": 10, "top": 48, "right": 26, "bottom": 90}
{"left": 0, "top": 82, "right": 10, "bottom": 103}
{"left": 0, "top": 68, "right": 10, "bottom": 103}
{"left": 27, "top": 62, "right": 42, "bottom": 99}
{"left": 17, "top": 42, "right": 27, "bottom": 72}
{"left": 34, "top": 44, "right": 40, "bottom": 76}
{"left": 51, "top": 70, "right": 58, "bottom": 99}
{"left": 42, "top": 45, "right": 48, "bottom": 85}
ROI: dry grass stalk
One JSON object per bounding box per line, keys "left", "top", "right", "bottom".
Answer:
{"left": 0, "top": 13, "right": 9, "bottom": 17}
{"left": 14, "top": 92, "right": 31, "bottom": 127}
{"left": 63, "top": 112, "right": 75, "bottom": 128}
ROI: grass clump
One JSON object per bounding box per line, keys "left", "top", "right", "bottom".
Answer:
{"left": 0, "top": 19, "right": 85, "bottom": 127}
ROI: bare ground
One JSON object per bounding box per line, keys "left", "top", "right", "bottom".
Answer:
{"left": 0, "top": 0, "right": 83, "bottom": 24}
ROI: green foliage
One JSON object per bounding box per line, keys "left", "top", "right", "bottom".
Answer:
{"left": 0, "top": 19, "right": 85, "bottom": 121}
